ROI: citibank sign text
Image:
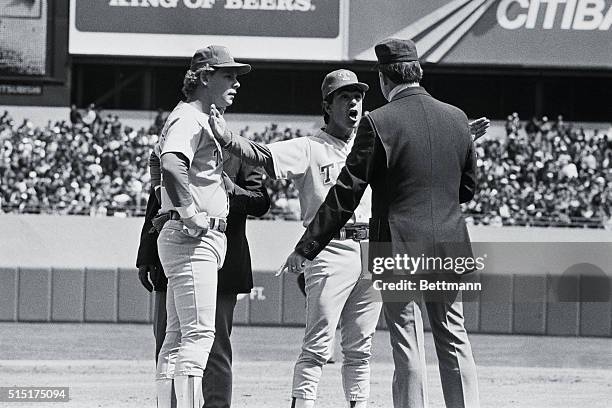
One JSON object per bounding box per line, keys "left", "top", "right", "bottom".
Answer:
{"left": 497, "top": 0, "right": 612, "bottom": 30}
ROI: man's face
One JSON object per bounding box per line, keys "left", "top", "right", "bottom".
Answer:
{"left": 206, "top": 68, "right": 240, "bottom": 108}
{"left": 325, "top": 87, "right": 364, "bottom": 131}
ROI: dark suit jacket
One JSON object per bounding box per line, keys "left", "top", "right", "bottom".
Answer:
{"left": 221, "top": 154, "right": 270, "bottom": 293}
{"left": 136, "top": 154, "right": 270, "bottom": 294}
{"left": 295, "top": 86, "right": 477, "bottom": 272}
{"left": 136, "top": 187, "right": 164, "bottom": 279}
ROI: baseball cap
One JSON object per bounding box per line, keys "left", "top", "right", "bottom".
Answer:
{"left": 321, "top": 69, "right": 369, "bottom": 99}
{"left": 374, "top": 38, "right": 419, "bottom": 64}
{"left": 190, "top": 45, "right": 251, "bottom": 75}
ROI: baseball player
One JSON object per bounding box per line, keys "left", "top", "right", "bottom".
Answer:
{"left": 154, "top": 45, "right": 251, "bottom": 408}
{"left": 138, "top": 144, "right": 270, "bottom": 408}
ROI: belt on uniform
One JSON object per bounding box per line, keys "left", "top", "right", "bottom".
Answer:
{"left": 333, "top": 224, "right": 369, "bottom": 241}
{"left": 168, "top": 211, "right": 227, "bottom": 233}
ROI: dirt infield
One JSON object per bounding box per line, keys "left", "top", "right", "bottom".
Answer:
{"left": 1, "top": 323, "right": 611, "bottom": 407}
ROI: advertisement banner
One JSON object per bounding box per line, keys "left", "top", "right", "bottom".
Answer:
{"left": 349, "top": 0, "right": 612, "bottom": 69}
{"left": 69, "top": 0, "right": 345, "bottom": 61}
{"left": 0, "top": 0, "right": 47, "bottom": 75}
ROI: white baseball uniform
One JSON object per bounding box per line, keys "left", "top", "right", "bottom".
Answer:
{"left": 225, "top": 128, "right": 382, "bottom": 402}
{"left": 159, "top": 101, "right": 229, "bottom": 219}
{"left": 269, "top": 130, "right": 372, "bottom": 227}
{"left": 156, "top": 101, "right": 227, "bottom": 383}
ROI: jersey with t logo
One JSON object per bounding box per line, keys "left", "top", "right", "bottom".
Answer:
{"left": 269, "top": 129, "right": 371, "bottom": 227}
{"left": 158, "top": 101, "right": 228, "bottom": 218}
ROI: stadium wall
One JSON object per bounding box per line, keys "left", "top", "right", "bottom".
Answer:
{"left": 0, "top": 215, "right": 610, "bottom": 337}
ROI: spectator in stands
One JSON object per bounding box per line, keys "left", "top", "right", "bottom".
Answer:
{"left": 69, "top": 105, "right": 82, "bottom": 125}
{"left": 0, "top": 111, "right": 152, "bottom": 215}
{"left": 525, "top": 116, "right": 540, "bottom": 136}
{"left": 82, "top": 103, "right": 97, "bottom": 127}
{"left": 152, "top": 108, "right": 166, "bottom": 134}
{"left": 505, "top": 112, "right": 521, "bottom": 135}
{"left": 467, "top": 113, "right": 611, "bottom": 228}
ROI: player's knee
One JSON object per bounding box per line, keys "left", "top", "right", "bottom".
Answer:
{"left": 341, "top": 348, "right": 371, "bottom": 365}
{"left": 158, "top": 331, "right": 180, "bottom": 355}
{"left": 182, "top": 327, "right": 215, "bottom": 343}
{"left": 298, "top": 348, "right": 330, "bottom": 367}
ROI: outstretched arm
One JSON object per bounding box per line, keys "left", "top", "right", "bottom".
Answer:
{"left": 209, "top": 104, "right": 276, "bottom": 177}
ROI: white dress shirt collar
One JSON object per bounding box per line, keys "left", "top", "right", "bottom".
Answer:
{"left": 387, "top": 83, "right": 420, "bottom": 102}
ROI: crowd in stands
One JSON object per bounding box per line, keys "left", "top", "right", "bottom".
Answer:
{"left": 0, "top": 107, "right": 158, "bottom": 216}
{"left": 465, "top": 113, "right": 611, "bottom": 228}
{"left": 0, "top": 108, "right": 610, "bottom": 228}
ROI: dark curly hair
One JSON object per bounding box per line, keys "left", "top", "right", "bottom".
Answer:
{"left": 181, "top": 67, "right": 215, "bottom": 99}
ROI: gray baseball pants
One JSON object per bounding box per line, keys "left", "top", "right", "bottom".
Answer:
{"left": 292, "top": 239, "right": 382, "bottom": 402}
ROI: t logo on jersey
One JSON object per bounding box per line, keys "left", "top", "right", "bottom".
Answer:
{"left": 320, "top": 163, "right": 335, "bottom": 184}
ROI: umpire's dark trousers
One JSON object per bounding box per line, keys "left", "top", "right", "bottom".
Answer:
{"left": 383, "top": 288, "right": 479, "bottom": 408}
{"left": 154, "top": 290, "right": 238, "bottom": 408}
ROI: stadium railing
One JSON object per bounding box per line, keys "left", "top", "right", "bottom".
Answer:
{"left": 1, "top": 204, "right": 609, "bottom": 229}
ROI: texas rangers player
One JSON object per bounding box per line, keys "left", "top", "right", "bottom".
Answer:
{"left": 154, "top": 45, "right": 250, "bottom": 408}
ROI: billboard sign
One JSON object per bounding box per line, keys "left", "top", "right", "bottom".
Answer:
{"left": 349, "top": 0, "right": 612, "bottom": 68}
{"left": 69, "top": 0, "right": 346, "bottom": 61}
{"left": 0, "top": 0, "right": 47, "bottom": 75}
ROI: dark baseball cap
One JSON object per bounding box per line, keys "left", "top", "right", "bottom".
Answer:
{"left": 321, "top": 69, "right": 369, "bottom": 99}
{"left": 190, "top": 45, "right": 251, "bottom": 75}
{"left": 374, "top": 38, "right": 419, "bottom": 64}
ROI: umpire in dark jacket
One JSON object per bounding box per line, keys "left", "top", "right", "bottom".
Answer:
{"left": 137, "top": 150, "right": 270, "bottom": 408}
{"left": 289, "top": 38, "right": 480, "bottom": 408}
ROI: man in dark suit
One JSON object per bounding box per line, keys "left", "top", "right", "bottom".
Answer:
{"left": 137, "top": 149, "right": 270, "bottom": 408}
{"left": 136, "top": 175, "right": 166, "bottom": 360}
{"left": 285, "top": 38, "right": 480, "bottom": 408}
